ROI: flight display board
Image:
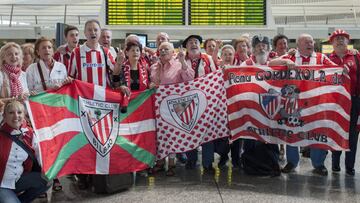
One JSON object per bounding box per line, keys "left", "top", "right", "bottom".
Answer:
{"left": 106, "top": 0, "right": 185, "bottom": 25}
{"left": 189, "top": 0, "right": 266, "bottom": 25}
{"left": 106, "top": 0, "right": 266, "bottom": 25}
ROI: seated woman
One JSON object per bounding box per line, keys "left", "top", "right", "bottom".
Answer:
{"left": 0, "top": 101, "right": 49, "bottom": 203}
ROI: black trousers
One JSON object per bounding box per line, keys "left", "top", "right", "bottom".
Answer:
{"left": 332, "top": 96, "right": 360, "bottom": 170}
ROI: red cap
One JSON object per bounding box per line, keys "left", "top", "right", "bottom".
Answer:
{"left": 329, "top": 29, "right": 350, "bottom": 42}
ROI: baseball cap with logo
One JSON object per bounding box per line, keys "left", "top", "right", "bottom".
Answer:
{"left": 329, "top": 29, "right": 350, "bottom": 42}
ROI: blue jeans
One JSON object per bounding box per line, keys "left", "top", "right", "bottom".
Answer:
{"left": 186, "top": 141, "right": 214, "bottom": 168}
{"left": 0, "top": 172, "right": 49, "bottom": 203}
{"left": 286, "top": 145, "right": 327, "bottom": 168}
{"left": 0, "top": 188, "right": 20, "bottom": 203}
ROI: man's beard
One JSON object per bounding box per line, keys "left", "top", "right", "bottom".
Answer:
{"left": 189, "top": 48, "right": 200, "bottom": 56}
{"left": 335, "top": 44, "right": 347, "bottom": 52}
{"left": 255, "top": 51, "right": 268, "bottom": 64}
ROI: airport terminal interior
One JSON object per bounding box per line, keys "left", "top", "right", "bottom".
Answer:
{"left": 1, "top": 0, "right": 360, "bottom": 202}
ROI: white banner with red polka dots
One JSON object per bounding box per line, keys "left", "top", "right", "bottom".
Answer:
{"left": 155, "top": 70, "right": 229, "bottom": 159}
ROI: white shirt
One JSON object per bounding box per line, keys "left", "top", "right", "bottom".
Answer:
{"left": 0, "top": 129, "right": 29, "bottom": 189}
{"left": 26, "top": 59, "right": 68, "bottom": 92}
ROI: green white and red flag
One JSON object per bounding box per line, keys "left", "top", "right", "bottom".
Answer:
{"left": 26, "top": 80, "right": 156, "bottom": 179}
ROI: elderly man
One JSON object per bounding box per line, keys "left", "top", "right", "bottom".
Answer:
{"left": 182, "top": 34, "right": 217, "bottom": 172}
{"left": 183, "top": 35, "right": 217, "bottom": 77}
{"left": 149, "top": 42, "right": 195, "bottom": 176}
{"left": 100, "top": 28, "right": 117, "bottom": 59}
{"left": 328, "top": 29, "right": 360, "bottom": 176}
{"left": 147, "top": 32, "right": 171, "bottom": 65}
{"left": 279, "top": 33, "right": 336, "bottom": 176}
{"left": 156, "top": 32, "right": 170, "bottom": 48}
{"left": 241, "top": 35, "right": 275, "bottom": 66}
{"left": 150, "top": 42, "right": 194, "bottom": 85}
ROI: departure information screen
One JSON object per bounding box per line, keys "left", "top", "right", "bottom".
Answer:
{"left": 106, "top": 0, "right": 266, "bottom": 25}
{"left": 189, "top": 0, "right": 266, "bottom": 25}
{"left": 106, "top": 0, "right": 185, "bottom": 25}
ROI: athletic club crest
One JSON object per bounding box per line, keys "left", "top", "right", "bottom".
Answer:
{"left": 160, "top": 90, "right": 207, "bottom": 133}
{"left": 259, "top": 88, "right": 282, "bottom": 119}
{"left": 79, "top": 96, "right": 120, "bottom": 156}
{"left": 259, "top": 85, "right": 304, "bottom": 126}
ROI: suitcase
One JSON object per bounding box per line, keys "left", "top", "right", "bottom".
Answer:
{"left": 92, "top": 173, "right": 133, "bottom": 194}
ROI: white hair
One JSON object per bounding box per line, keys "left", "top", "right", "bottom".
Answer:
{"left": 159, "top": 41, "right": 174, "bottom": 50}
{"left": 220, "top": 44, "right": 235, "bottom": 54}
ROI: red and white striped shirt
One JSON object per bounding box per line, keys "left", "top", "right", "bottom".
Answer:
{"left": 54, "top": 45, "right": 72, "bottom": 73}
{"left": 69, "top": 43, "right": 115, "bottom": 87}
{"left": 281, "top": 50, "right": 335, "bottom": 66}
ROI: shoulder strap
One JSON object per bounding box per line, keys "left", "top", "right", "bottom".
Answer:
{"left": 100, "top": 46, "right": 113, "bottom": 87}
{"left": 37, "top": 62, "right": 47, "bottom": 91}
{"left": 316, "top": 53, "right": 323, "bottom": 64}
{"left": 194, "top": 58, "right": 202, "bottom": 79}
{"left": 354, "top": 54, "right": 360, "bottom": 97}
{"left": 0, "top": 130, "right": 41, "bottom": 171}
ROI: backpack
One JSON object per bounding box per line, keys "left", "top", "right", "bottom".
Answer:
{"left": 241, "top": 142, "right": 281, "bottom": 177}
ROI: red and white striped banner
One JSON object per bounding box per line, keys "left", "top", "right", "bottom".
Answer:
{"left": 224, "top": 65, "right": 351, "bottom": 151}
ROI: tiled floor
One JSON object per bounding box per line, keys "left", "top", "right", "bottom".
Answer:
{"left": 43, "top": 148, "right": 360, "bottom": 203}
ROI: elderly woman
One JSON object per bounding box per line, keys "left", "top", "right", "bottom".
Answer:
{"left": 212, "top": 44, "right": 236, "bottom": 67}
{"left": 149, "top": 42, "right": 195, "bottom": 176}
{"left": 26, "top": 37, "right": 71, "bottom": 94}
{"left": 113, "top": 41, "right": 152, "bottom": 96}
{"left": 0, "top": 42, "right": 29, "bottom": 115}
{"left": 219, "top": 45, "right": 236, "bottom": 66}
{"left": 0, "top": 101, "right": 49, "bottom": 203}
{"left": 20, "top": 43, "right": 36, "bottom": 72}
{"left": 204, "top": 38, "right": 217, "bottom": 56}
{"left": 210, "top": 44, "right": 243, "bottom": 168}
{"left": 233, "top": 36, "right": 251, "bottom": 65}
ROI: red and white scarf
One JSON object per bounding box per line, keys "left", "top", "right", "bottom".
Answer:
{"left": 2, "top": 64, "right": 23, "bottom": 97}
{"left": 123, "top": 59, "right": 149, "bottom": 91}
{"left": 185, "top": 53, "right": 217, "bottom": 78}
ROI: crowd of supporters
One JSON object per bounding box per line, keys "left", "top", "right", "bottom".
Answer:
{"left": 0, "top": 19, "right": 359, "bottom": 202}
